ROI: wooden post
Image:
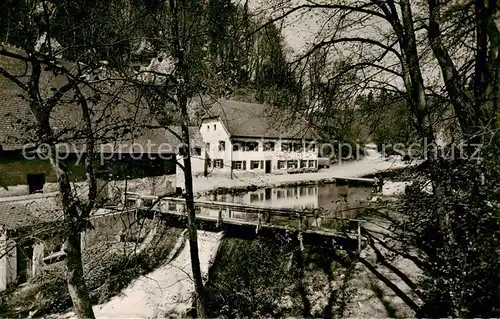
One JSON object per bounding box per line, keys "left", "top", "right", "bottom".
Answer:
{"left": 256, "top": 212, "right": 262, "bottom": 234}
{"left": 217, "top": 208, "right": 223, "bottom": 228}
{"left": 298, "top": 232, "right": 304, "bottom": 251}
{"left": 357, "top": 220, "right": 362, "bottom": 256}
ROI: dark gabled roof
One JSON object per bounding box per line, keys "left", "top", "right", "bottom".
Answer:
{"left": 202, "top": 100, "right": 318, "bottom": 140}
{"left": 102, "top": 125, "right": 204, "bottom": 153}
{"left": 0, "top": 45, "right": 169, "bottom": 151}
{"left": 0, "top": 194, "right": 62, "bottom": 230}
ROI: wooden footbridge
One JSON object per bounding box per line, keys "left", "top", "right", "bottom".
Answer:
{"left": 123, "top": 192, "right": 366, "bottom": 253}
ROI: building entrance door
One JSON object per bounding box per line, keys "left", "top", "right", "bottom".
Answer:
{"left": 27, "top": 173, "right": 45, "bottom": 194}
{"left": 265, "top": 160, "right": 271, "bottom": 174}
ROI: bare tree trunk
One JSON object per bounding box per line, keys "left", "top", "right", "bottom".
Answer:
{"left": 373, "top": 0, "right": 435, "bottom": 141}
{"left": 65, "top": 228, "right": 95, "bottom": 319}
{"left": 30, "top": 75, "right": 95, "bottom": 318}
{"left": 44, "top": 142, "right": 95, "bottom": 318}
{"left": 169, "top": 0, "right": 207, "bottom": 315}
{"left": 399, "top": 0, "right": 435, "bottom": 142}
{"left": 180, "top": 109, "right": 207, "bottom": 317}
{"left": 427, "top": 0, "right": 485, "bottom": 141}
{"left": 46, "top": 143, "right": 95, "bottom": 319}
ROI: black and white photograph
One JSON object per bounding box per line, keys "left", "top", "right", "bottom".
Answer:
{"left": 0, "top": 0, "right": 499, "bottom": 317}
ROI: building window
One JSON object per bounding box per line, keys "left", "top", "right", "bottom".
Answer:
{"left": 207, "top": 125, "right": 210, "bottom": 131}
{"left": 307, "top": 142, "right": 316, "bottom": 152}
{"left": 287, "top": 160, "right": 298, "bottom": 169}
{"left": 250, "top": 160, "right": 260, "bottom": 169}
{"left": 300, "top": 160, "right": 307, "bottom": 168}
{"left": 232, "top": 160, "right": 246, "bottom": 170}
{"left": 263, "top": 141, "right": 275, "bottom": 151}
{"left": 44, "top": 237, "right": 64, "bottom": 258}
{"left": 218, "top": 141, "right": 225, "bottom": 151}
{"left": 232, "top": 140, "right": 258, "bottom": 151}
{"left": 193, "top": 147, "right": 202, "bottom": 156}
{"left": 43, "top": 237, "right": 66, "bottom": 265}
{"left": 300, "top": 187, "right": 307, "bottom": 196}
{"left": 281, "top": 143, "right": 292, "bottom": 152}
{"left": 206, "top": 143, "right": 210, "bottom": 151}
{"left": 214, "top": 124, "right": 216, "bottom": 131}
{"left": 250, "top": 193, "right": 259, "bottom": 202}
{"left": 247, "top": 141, "right": 258, "bottom": 151}
{"left": 293, "top": 143, "right": 303, "bottom": 152}
{"left": 214, "top": 159, "right": 224, "bottom": 168}
{"left": 278, "top": 160, "right": 287, "bottom": 169}
{"left": 249, "top": 142, "right": 255, "bottom": 151}
{"left": 309, "top": 160, "right": 316, "bottom": 168}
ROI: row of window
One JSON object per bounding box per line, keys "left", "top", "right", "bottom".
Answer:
{"left": 277, "top": 160, "right": 316, "bottom": 169}
{"left": 207, "top": 141, "right": 316, "bottom": 152}
{"left": 232, "top": 160, "right": 268, "bottom": 170}
{"left": 230, "top": 160, "right": 266, "bottom": 170}
{"left": 207, "top": 159, "right": 317, "bottom": 170}
{"left": 207, "top": 158, "right": 224, "bottom": 168}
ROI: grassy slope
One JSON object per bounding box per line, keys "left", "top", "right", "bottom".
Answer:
{"left": 205, "top": 233, "right": 356, "bottom": 318}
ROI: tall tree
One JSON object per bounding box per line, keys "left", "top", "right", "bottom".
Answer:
{"left": 131, "top": 0, "right": 212, "bottom": 315}
{"left": 257, "top": 0, "right": 498, "bottom": 143}
{"left": 0, "top": 1, "right": 144, "bottom": 317}
{"left": 255, "top": 0, "right": 500, "bottom": 316}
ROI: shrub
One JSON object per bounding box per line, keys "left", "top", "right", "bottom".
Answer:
{"left": 205, "top": 232, "right": 355, "bottom": 318}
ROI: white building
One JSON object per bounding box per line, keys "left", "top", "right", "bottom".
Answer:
{"left": 199, "top": 100, "right": 319, "bottom": 175}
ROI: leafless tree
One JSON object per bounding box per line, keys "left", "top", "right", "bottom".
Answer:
{"left": 0, "top": 2, "right": 149, "bottom": 317}
{"left": 255, "top": 0, "right": 498, "bottom": 144}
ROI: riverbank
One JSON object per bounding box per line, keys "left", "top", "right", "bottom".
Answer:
{"left": 193, "top": 151, "right": 411, "bottom": 196}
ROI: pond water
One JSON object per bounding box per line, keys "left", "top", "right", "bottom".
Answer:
{"left": 101, "top": 183, "right": 373, "bottom": 233}
{"left": 199, "top": 183, "right": 372, "bottom": 230}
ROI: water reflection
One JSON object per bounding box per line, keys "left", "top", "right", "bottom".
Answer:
{"left": 211, "top": 184, "right": 369, "bottom": 208}
{"left": 211, "top": 185, "right": 319, "bottom": 210}
{"left": 203, "top": 183, "right": 372, "bottom": 227}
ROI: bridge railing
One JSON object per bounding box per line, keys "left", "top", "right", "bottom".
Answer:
{"left": 124, "top": 192, "right": 365, "bottom": 253}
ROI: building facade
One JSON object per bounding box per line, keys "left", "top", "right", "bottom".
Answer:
{"left": 199, "top": 100, "right": 319, "bottom": 175}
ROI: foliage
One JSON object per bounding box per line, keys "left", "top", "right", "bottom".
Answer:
{"left": 394, "top": 140, "right": 500, "bottom": 317}
{"left": 357, "top": 92, "right": 413, "bottom": 152}
{"left": 205, "top": 232, "right": 355, "bottom": 318}
{"left": 205, "top": 234, "right": 296, "bottom": 317}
